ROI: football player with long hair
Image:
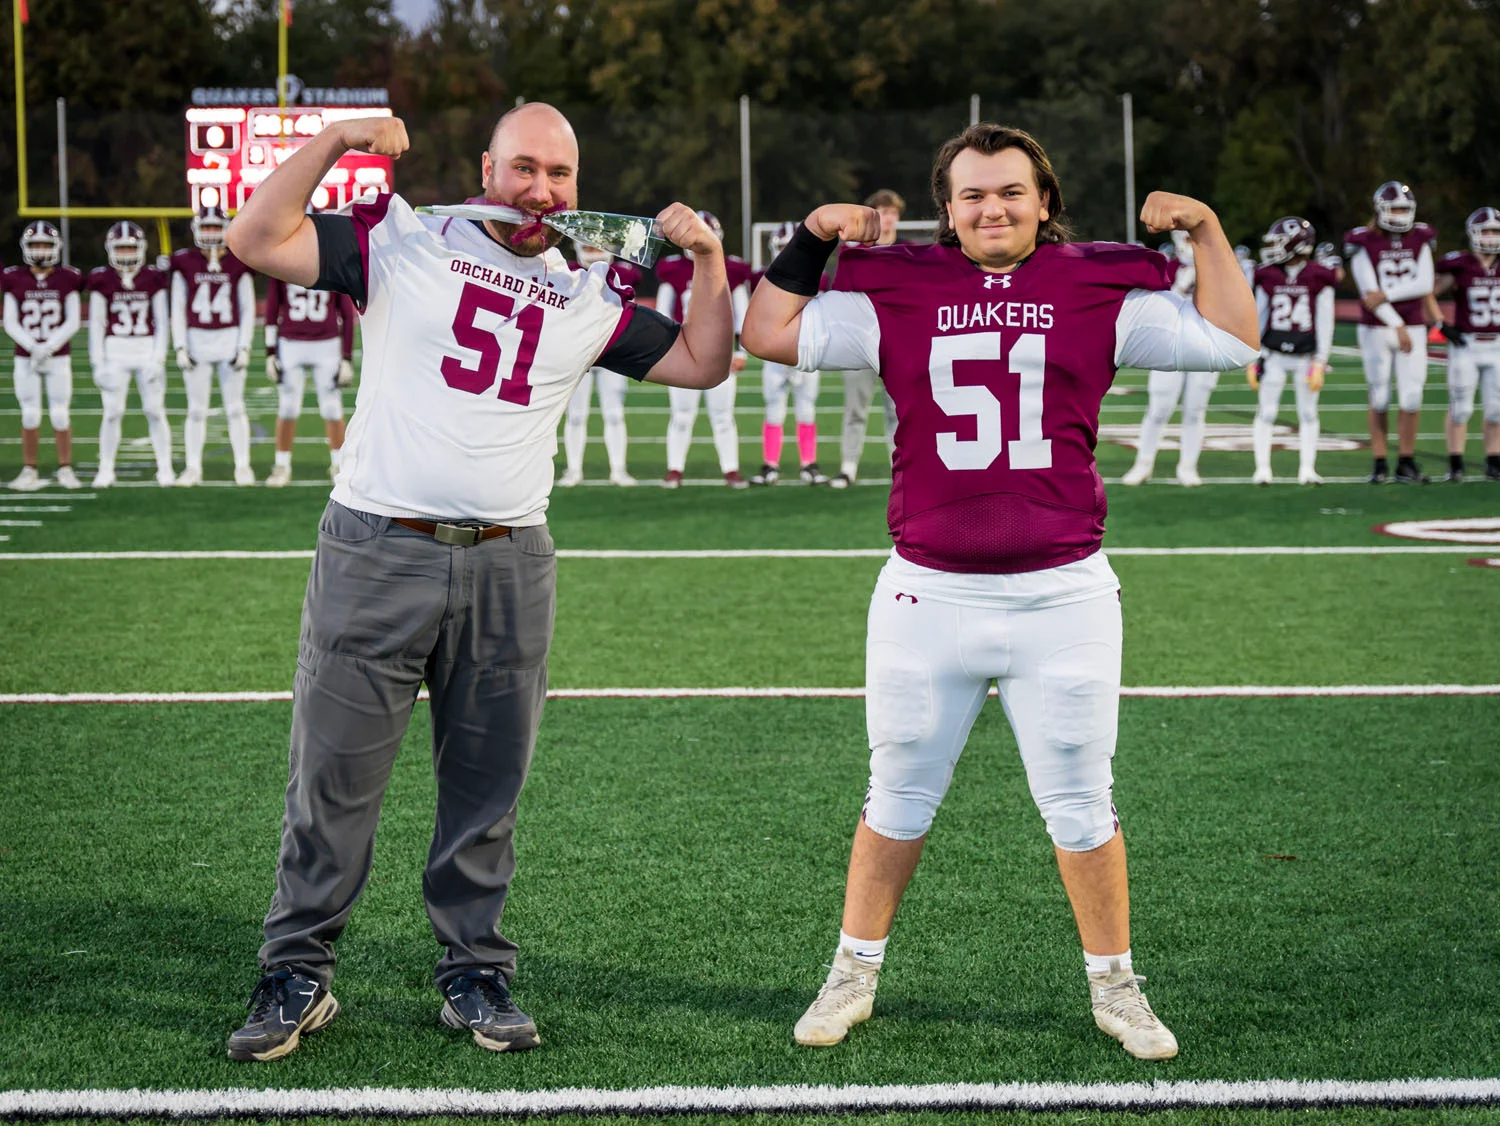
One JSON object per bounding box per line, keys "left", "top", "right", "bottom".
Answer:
{"left": 1433, "top": 207, "right": 1500, "bottom": 481}
{"left": 743, "top": 123, "right": 1257, "bottom": 1061}
{"left": 1, "top": 221, "right": 85, "bottom": 489}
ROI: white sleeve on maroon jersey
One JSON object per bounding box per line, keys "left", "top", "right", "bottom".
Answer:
{"left": 88, "top": 291, "right": 106, "bottom": 367}
{"left": 1113, "top": 288, "right": 1259, "bottom": 372}
{"left": 1314, "top": 286, "right": 1335, "bottom": 365}
{"left": 235, "top": 273, "right": 255, "bottom": 353}
{"left": 1349, "top": 245, "right": 1379, "bottom": 295}
{"left": 3, "top": 293, "right": 39, "bottom": 353}
{"left": 170, "top": 271, "right": 188, "bottom": 352}
{"left": 1382, "top": 242, "right": 1434, "bottom": 302}
{"left": 731, "top": 281, "right": 749, "bottom": 336}
{"left": 151, "top": 288, "right": 169, "bottom": 369}
{"left": 1255, "top": 284, "right": 1269, "bottom": 339}
{"left": 38, "top": 292, "right": 80, "bottom": 355}
{"left": 796, "top": 290, "right": 881, "bottom": 371}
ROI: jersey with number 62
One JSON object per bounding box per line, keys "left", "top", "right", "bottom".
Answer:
{"left": 799, "top": 240, "right": 1257, "bottom": 573}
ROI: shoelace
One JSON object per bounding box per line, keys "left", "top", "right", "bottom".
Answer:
{"left": 456, "top": 971, "right": 515, "bottom": 1014}
{"left": 1094, "top": 974, "right": 1162, "bottom": 1026}
{"left": 245, "top": 971, "right": 293, "bottom": 1019}
{"left": 813, "top": 962, "right": 873, "bottom": 1008}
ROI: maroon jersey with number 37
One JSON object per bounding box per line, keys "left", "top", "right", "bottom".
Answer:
{"left": 87, "top": 266, "right": 168, "bottom": 339}
{"left": 830, "top": 241, "right": 1175, "bottom": 574}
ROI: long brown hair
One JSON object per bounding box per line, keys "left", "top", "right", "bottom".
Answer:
{"left": 932, "top": 124, "right": 1073, "bottom": 247}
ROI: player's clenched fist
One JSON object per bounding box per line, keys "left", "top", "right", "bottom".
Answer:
{"left": 1140, "top": 191, "right": 1214, "bottom": 235}
{"left": 657, "top": 204, "right": 722, "bottom": 258}
{"left": 337, "top": 117, "right": 409, "bottom": 160}
{"left": 806, "top": 204, "right": 880, "bottom": 245}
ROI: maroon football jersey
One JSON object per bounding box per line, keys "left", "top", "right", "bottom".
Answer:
{"left": 1253, "top": 261, "right": 1339, "bottom": 355}
{"left": 1, "top": 264, "right": 85, "bottom": 357}
{"left": 87, "top": 266, "right": 168, "bottom": 341}
{"left": 609, "top": 261, "right": 643, "bottom": 291}
{"left": 1342, "top": 223, "right": 1436, "bottom": 326}
{"left": 1436, "top": 250, "right": 1500, "bottom": 336}
{"left": 653, "top": 254, "right": 753, "bottom": 323}
{"left": 170, "top": 247, "right": 254, "bottom": 330}
{"left": 832, "top": 240, "right": 1174, "bottom": 574}
{"left": 265, "top": 278, "right": 357, "bottom": 354}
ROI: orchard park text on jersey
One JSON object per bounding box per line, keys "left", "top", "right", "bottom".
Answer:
{"left": 450, "top": 259, "right": 571, "bottom": 310}
{"left": 937, "top": 300, "right": 1056, "bottom": 333}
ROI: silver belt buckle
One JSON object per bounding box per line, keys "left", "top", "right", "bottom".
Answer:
{"left": 434, "top": 522, "right": 485, "bottom": 547}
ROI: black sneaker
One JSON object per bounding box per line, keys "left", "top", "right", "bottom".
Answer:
{"left": 227, "top": 968, "right": 339, "bottom": 1062}
{"left": 1488, "top": 461, "right": 1500, "bottom": 481}
{"left": 800, "top": 463, "right": 831, "bottom": 485}
{"left": 750, "top": 463, "right": 779, "bottom": 486}
{"left": 440, "top": 968, "right": 540, "bottom": 1052}
{"left": 1395, "top": 459, "right": 1429, "bottom": 484}
{"left": 828, "top": 473, "right": 854, "bottom": 489}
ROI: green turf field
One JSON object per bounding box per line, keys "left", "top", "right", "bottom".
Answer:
{"left": 1, "top": 327, "right": 1497, "bottom": 1123}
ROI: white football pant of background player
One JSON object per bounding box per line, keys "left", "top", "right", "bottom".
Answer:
{"left": 93, "top": 353, "right": 173, "bottom": 487}
{"left": 272, "top": 337, "right": 347, "bottom": 482}
{"left": 10, "top": 354, "right": 73, "bottom": 450}
{"left": 661, "top": 272, "right": 749, "bottom": 483}
{"left": 1120, "top": 368, "right": 1219, "bottom": 486}
{"left": 758, "top": 360, "right": 822, "bottom": 480}
{"left": 178, "top": 325, "right": 253, "bottom": 485}
{"left": 1252, "top": 354, "right": 1322, "bottom": 484}
{"left": 1357, "top": 324, "right": 1427, "bottom": 416}
{"left": 1447, "top": 340, "right": 1500, "bottom": 439}
{"left": 836, "top": 366, "right": 896, "bottom": 484}
{"left": 559, "top": 366, "right": 633, "bottom": 486}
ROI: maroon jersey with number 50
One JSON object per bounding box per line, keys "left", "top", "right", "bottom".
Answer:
{"left": 830, "top": 241, "right": 1175, "bottom": 574}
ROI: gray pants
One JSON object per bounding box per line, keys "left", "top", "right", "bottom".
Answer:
{"left": 841, "top": 368, "right": 896, "bottom": 477}
{"left": 260, "top": 501, "right": 556, "bottom": 989}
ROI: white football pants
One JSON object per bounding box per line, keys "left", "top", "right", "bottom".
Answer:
{"left": 761, "top": 361, "right": 820, "bottom": 426}
{"left": 94, "top": 349, "right": 172, "bottom": 479}
{"left": 1446, "top": 343, "right": 1500, "bottom": 425}
{"left": 666, "top": 374, "right": 739, "bottom": 474}
{"left": 12, "top": 354, "right": 73, "bottom": 431}
{"left": 1253, "top": 354, "right": 1322, "bottom": 477}
{"left": 841, "top": 367, "right": 896, "bottom": 476}
{"left": 183, "top": 328, "right": 249, "bottom": 472}
{"left": 1357, "top": 323, "right": 1428, "bottom": 413}
{"left": 862, "top": 571, "right": 1122, "bottom": 853}
{"left": 277, "top": 338, "right": 345, "bottom": 424}
{"left": 1127, "top": 369, "right": 1219, "bottom": 477}
{"left": 563, "top": 367, "right": 630, "bottom": 476}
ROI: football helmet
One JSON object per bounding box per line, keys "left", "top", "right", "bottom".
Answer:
{"left": 572, "top": 238, "right": 613, "bottom": 267}
{"left": 1466, "top": 206, "right": 1500, "bottom": 255}
{"left": 768, "top": 220, "right": 798, "bottom": 257}
{"left": 105, "top": 221, "right": 148, "bottom": 272}
{"left": 1373, "top": 181, "right": 1416, "bottom": 233}
{"left": 1233, "top": 243, "right": 1252, "bottom": 262}
{"left": 192, "top": 205, "right": 229, "bottom": 250}
{"left": 695, "top": 210, "right": 724, "bottom": 242}
{"left": 1260, "top": 216, "right": 1316, "bottom": 266}
{"left": 20, "top": 220, "right": 62, "bottom": 268}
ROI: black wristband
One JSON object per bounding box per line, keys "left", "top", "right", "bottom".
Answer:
{"left": 764, "top": 223, "right": 838, "bottom": 296}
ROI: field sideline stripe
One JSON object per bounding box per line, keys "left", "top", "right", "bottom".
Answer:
{"left": 2, "top": 1077, "right": 1496, "bottom": 1118}
{"left": 3, "top": 685, "right": 1498, "bottom": 705}
{"left": 0, "top": 545, "right": 1495, "bottom": 562}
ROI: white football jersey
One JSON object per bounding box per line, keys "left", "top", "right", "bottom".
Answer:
{"left": 331, "top": 194, "right": 639, "bottom": 524}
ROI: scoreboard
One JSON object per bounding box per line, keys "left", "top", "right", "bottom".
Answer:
{"left": 184, "top": 105, "right": 395, "bottom": 213}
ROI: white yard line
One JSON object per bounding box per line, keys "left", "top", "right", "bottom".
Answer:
{"left": 2, "top": 1077, "right": 1497, "bottom": 1118}
{"left": 4, "top": 684, "right": 1497, "bottom": 705}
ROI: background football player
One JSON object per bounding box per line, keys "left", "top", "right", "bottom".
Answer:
{"left": 657, "top": 211, "right": 753, "bottom": 488}
{"left": 1120, "top": 230, "right": 1222, "bottom": 487}
{"left": 1234, "top": 242, "right": 1256, "bottom": 287}
{"left": 829, "top": 190, "right": 903, "bottom": 488}
{"left": 558, "top": 240, "right": 642, "bottom": 487}
{"left": 1315, "top": 241, "right": 1346, "bottom": 284}
{"left": 1344, "top": 181, "right": 1438, "bottom": 483}
{"left": 86, "top": 222, "right": 175, "bottom": 487}
{"left": 263, "top": 269, "right": 356, "bottom": 487}
{"left": 1433, "top": 206, "right": 1500, "bottom": 482}
{"left": 1248, "top": 217, "right": 1338, "bottom": 485}
{"left": 170, "top": 205, "right": 258, "bottom": 486}
{"left": 2, "top": 221, "right": 84, "bottom": 490}
{"left": 751, "top": 222, "right": 829, "bottom": 486}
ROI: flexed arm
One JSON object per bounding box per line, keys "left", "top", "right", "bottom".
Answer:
{"left": 1140, "top": 192, "right": 1258, "bottom": 350}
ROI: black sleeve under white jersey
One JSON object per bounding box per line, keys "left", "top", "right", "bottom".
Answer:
{"left": 595, "top": 304, "right": 681, "bottom": 381}
{"left": 310, "top": 214, "right": 365, "bottom": 308}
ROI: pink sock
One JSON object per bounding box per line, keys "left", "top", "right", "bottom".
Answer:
{"left": 762, "top": 423, "right": 784, "bottom": 465}
{"left": 797, "top": 422, "right": 818, "bottom": 466}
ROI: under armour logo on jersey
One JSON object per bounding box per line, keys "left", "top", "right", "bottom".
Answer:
{"left": 894, "top": 592, "right": 919, "bottom": 603}
{"left": 982, "top": 274, "right": 1012, "bottom": 289}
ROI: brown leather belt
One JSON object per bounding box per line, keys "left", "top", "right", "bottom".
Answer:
{"left": 392, "top": 517, "right": 513, "bottom": 546}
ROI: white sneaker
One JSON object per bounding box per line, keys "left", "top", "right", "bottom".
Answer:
{"left": 156, "top": 469, "right": 177, "bottom": 487}
{"left": 1298, "top": 469, "right": 1323, "bottom": 486}
{"left": 234, "top": 465, "right": 256, "bottom": 486}
{"left": 55, "top": 466, "right": 82, "bottom": 490}
{"left": 175, "top": 466, "right": 203, "bottom": 488}
{"left": 265, "top": 464, "right": 292, "bottom": 488}
{"left": 608, "top": 470, "right": 637, "bottom": 487}
{"left": 557, "top": 467, "right": 584, "bottom": 487}
{"left": 1251, "top": 467, "right": 1273, "bottom": 486}
{"left": 91, "top": 469, "right": 117, "bottom": 489}
{"left": 1175, "top": 468, "right": 1204, "bottom": 487}
{"left": 8, "top": 466, "right": 44, "bottom": 491}
{"left": 1089, "top": 962, "right": 1178, "bottom": 1061}
{"left": 793, "top": 949, "right": 881, "bottom": 1047}
{"left": 1120, "top": 464, "right": 1151, "bottom": 487}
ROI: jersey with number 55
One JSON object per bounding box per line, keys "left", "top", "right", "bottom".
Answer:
{"left": 796, "top": 241, "right": 1257, "bottom": 573}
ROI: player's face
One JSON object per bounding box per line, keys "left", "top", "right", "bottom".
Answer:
{"left": 876, "top": 206, "right": 901, "bottom": 245}
{"left": 480, "top": 109, "right": 580, "bottom": 257}
{"left": 945, "top": 147, "right": 1048, "bottom": 270}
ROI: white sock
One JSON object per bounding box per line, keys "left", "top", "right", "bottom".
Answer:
{"left": 1084, "top": 948, "right": 1132, "bottom": 976}
{"left": 840, "top": 461, "right": 858, "bottom": 480}
{"left": 274, "top": 449, "right": 292, "bottom": 469}
{"left": 839, "top": 930, "right": 887, "bottom": 966}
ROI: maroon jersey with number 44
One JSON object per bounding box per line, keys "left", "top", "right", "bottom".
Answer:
{"left": 170, "top": 247, "right": 254, "bottom": 330}
{"left": 831, "top": 241, "right": 1175, "bottom": 574}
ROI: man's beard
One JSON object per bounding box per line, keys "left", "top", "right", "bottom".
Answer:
{"left": 490, "top": 219, "right": 564, "bottom": 257}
